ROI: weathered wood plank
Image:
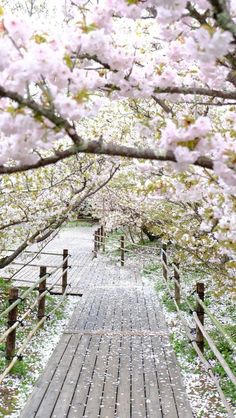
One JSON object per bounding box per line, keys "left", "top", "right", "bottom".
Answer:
{"left": 35, "top": 334, "right": 81, "bottom": 418}
{"left": 137, "top": 290, "right": 163, "bottom": 418}
{"left": 20, "top": 334, "right": 72, "bottom": 418}
{"left": 100, "top": 337, "right": 121, "bottom": 418}
{"left": 115, "top": 336, "right": 132, "bottom": 418}
{"left": 144, "top": 292, "right": 179, "bottom": 418}
{"left": 49, "top": 335, "right": 91, "bottom": 418}
{"left": 83, "top": 336, "right": 112, "bottom": 417}
{"left": 130, "top": 336, "right": 147, "bottom": 417}
{"left": 67, "top": 335, "right": 101, "bottom": 418}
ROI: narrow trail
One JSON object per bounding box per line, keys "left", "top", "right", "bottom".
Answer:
{"left": 19, "top": 226, "right": 193, "bottom": 418}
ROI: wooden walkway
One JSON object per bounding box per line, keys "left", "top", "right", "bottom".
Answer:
{"left": 19, "top": 228, "right": 193, "bottom": 418}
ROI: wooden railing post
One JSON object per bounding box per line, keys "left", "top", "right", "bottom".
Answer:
{"left": 98, "top": 227, "right": 101, "bottom": 250}
{"left": 38, "top": 266, "right": 47, "bottom": 323}
{"left": 6, "top": 287, "right": 19, "bottom": 360}
{"left": 121, "top": 235, "right": 125, "bottom": 267}
{"left": 174, "top": 262, "right": 180, "bottom": 305}
{"left": 196, "top": 282, "right": 205, "bottom": 353}
{"left": 62, "top": 249, "right": 68, "bottom": 294}
{"left": 94, "top": 231, "right": 98, "bottom": 257}
{"left": 101, "top": 225, "right": 105, "bottom": 252}
{"left": 161, "top": 243, "right": 168, "bottom": 281}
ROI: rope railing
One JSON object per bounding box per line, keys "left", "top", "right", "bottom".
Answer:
{"left": 0, "top": 263, "right": 72, "bottom": 345}
{"left": 0, "top": 283, "right": 70, "bottom": 384}
{"left": 0, "top": 271, "right": 50, "bottom": 319}
{"left": 193, "top": 312, "right": 236, "bottom": 386}
{"left": 159, "top": 247, "right": 236, "bottom": 415}
{"left": 160, "top": 251, "right": 236, "bottom": 348}
{"left": 5, "top": 229, "right": 60, "bottom": 281}
{"left": 124, "top": 240, "right": 160, "bottom": 251}
{"left": 3, "top": 249, "right": 63, "bottom": 256}
{"left": 161, "top": 252, "right": 236, "bottom": 351}
{"left": 5, "top": 261, "right": 72, "bottom": 287}
{"left": 194, "top": 295, "right": 236, "bottom": 353}
{"left": 11, "top": 262, "right": 67, "bottom": 268}
{"left": 141, "top": 253, "right": 235, "bottom": 416}
{"left": 0, "top": 254, "right": 70, "bottom": 319}
{"left": 160, "top": 248, "right": 236, "bottom": 353}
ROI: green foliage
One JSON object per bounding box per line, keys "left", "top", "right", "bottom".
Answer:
{"left": 11, "top": 361, "right": 29, "bottom": 378}
{"left": 206, "top": 325, "right": 236, "bottom": 406}
{"left": 161, "top": 292, "right": 176, "bottom": 312}
{"left": 0, "top": 277, "right": 11, "bottom": 292}
{"left": 169, "top": 334, "right": 196, "bottom": 366}
{"left": 145, "top": 262, "right": 160, "bottom": 274}
{"left": 66, "top": 220, "right": 95, "bottom": 228}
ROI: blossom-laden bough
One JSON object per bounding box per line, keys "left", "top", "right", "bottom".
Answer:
{"left": 0, "top": 0, "right": 235, "bottom": 175}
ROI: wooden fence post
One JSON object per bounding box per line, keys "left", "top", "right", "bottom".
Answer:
{"left": 174, "top": 262, "right": 180, "bottom": 305}
{"left": 94, "top": 231, "right": 98, "bottom": 257}
{"left": 62, "top": 249, "right": 68, "bottom": 294}
{"left": 121, "top": 235, "right": 125, "bottom": 267}
{"left": 6, "top": 287, "right": 19, "bottom": 360}
{"left": 38, "top": 266, "right": 47, "bottom": 323}
{"left": 101, "top": 225, "right": 105, "bottom": 252}
{"left": 196, "top": 282, "right": 205, "bottom": 352}
{"left": 161, "top": 243, "right": 168, "bottom": 281}
{"left": 96, "top": 228, "right": 99, "bottom": 250}
{"left": 98, "top": 227, "right": 102, "bottom": 250}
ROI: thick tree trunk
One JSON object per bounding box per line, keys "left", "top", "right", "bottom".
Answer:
{"left": 141, "top": 224, "right": 160, "bottom": 242}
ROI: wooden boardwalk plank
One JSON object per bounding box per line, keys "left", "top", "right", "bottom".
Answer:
{"left": 35, "top": 334, "right": 82, "bottom": 418}
{"left": 83, "top": 336, "right": 112, "bottom": 417}
{"left": 115, "top": 336, "right": 132, "bottom": 418}
{"left": 51, "top": 335, "right": 91, "bottom": 418}
{"left": 67, "top": 335, "right": 102, "bottom": 418}
{"left": 130, "top": 336, "right": 147, "bottom": 418}
{"left": 20, "top": 334, "right": 72, "bottom": 418}
{"left": 137, "top": 290, "right": 163, "bottom": 418}
{"left": 99, "top": 337, "right": 121, "bottom": 418}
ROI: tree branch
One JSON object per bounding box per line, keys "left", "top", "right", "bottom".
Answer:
{"left": 0, "top": 140, "right": 214, "bottom": 174}
{"left": 153, "top": 86, "right": 236, "bottom": 100}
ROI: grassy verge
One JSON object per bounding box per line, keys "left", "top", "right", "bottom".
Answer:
{"left": 65, "top": 220, "right": 96, "bottom": 228}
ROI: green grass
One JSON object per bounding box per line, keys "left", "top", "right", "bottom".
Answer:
{"left": 65, "top": 220, "right": 95, "bottom": 228}
{"left": 206, "top": 325, "right": 236, "bottom": 406}
{"left": 169, "top": 334, "right": 196, "bottom": 366}
{"left": 11, "top": 361, "right": 29, "bottom": 378}
{"left": 0, "top": 277, "right": 11, "bottom": 292}
{"left": 144, "top": 262, "right": 160, "bottom": 274}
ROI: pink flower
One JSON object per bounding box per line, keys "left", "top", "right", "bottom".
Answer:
{"left": 174, "top": 146, "right": 200, "bottom": 163}
{"left": 4, "top": 15, "right": 33, "bottom": 45}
